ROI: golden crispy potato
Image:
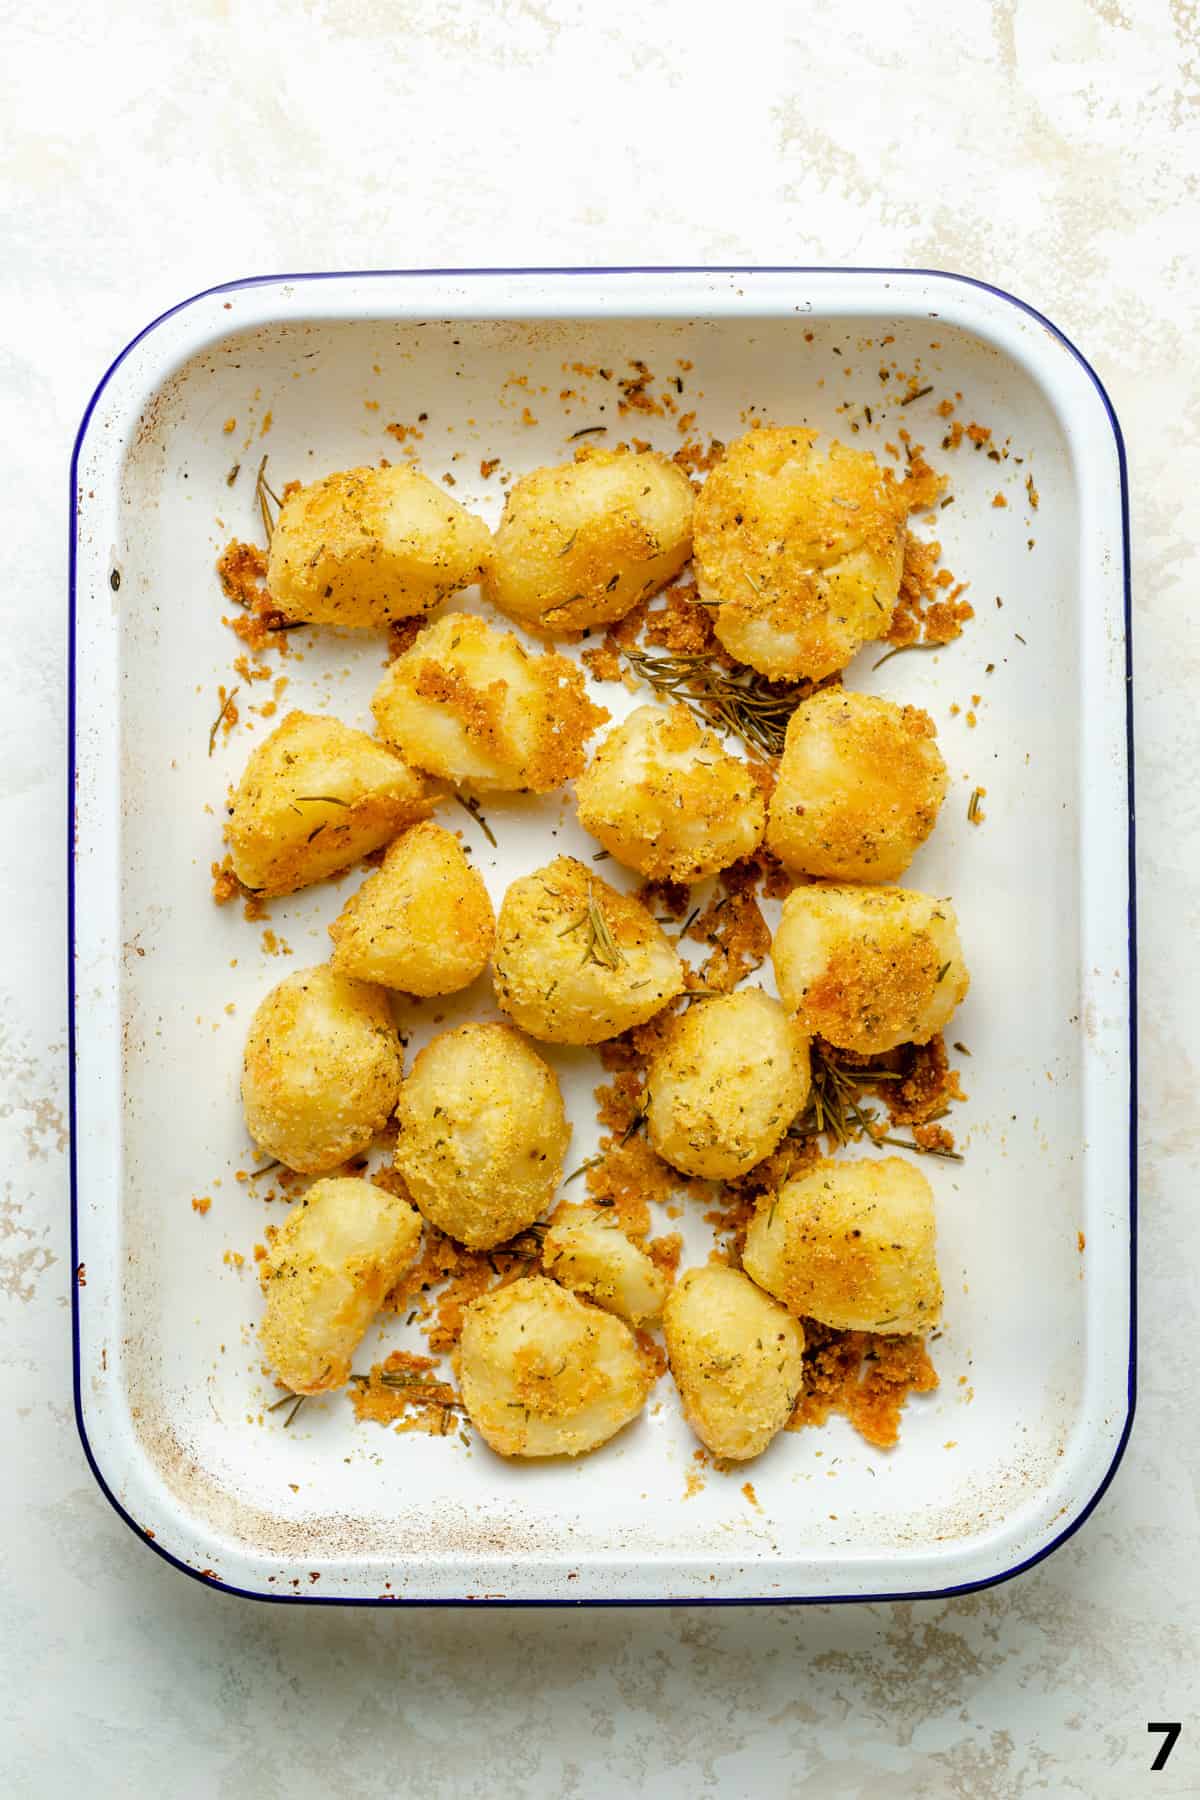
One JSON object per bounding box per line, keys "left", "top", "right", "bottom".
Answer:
{"left": 371, "top": 611, "right": 607, "bottom": 793}
{"left": 266, "top": 463, "right": 490, "bottom": 628}
{"left": 772, "top": 883, "right": 968, "bottom": 1054}
{"left": 767, "top": 689, "right": 947, "bottom": 882}
{"left": 456, "top": 1275, "right": 652, "bottom": 1457}
{"left": 492, "top": 856, "right": 685, "bottom": 1045}
{"left": 693, "top": 428, "right": 910, "bottom": 680}
{"left": 743, "top": 1155, "right": 942, "bottom": 1334}
{"left": 226, "top": 710, "right": 432, "bottom": 898}
{"left": 646, "top": 989, "right": 811, "bottom": 1179}
{"left": 575, "top": 703, "right": 766, "bottom": 882}
{"left": 259, "top": 1178, "right": 422, "bottom": 1395}
{"left": 242, "top": 966, "right": 403, "bottom": 1174}
{"left": 328, "top": 821, "right": 494, "bottom": 995}
{"left": 542, "top": 1204, "right": 668, "bottom": 1325}
{"left": 392, "top": 1023, "right": 570, "bottom": 1250}
{"left": 484, "top": 448, "right": 694, "bottom": 632}
{"left": 663, "top": 1265, "right": 804, "bottom": 1461}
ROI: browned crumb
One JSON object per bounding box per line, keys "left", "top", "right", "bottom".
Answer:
{"left": 1078, "top": 1231, "right": 1086, "bottom": 1253}
{"left": 386, "top": 617, "right": 425, "bottom": 661}
{"left": 882, "top": 1034, "right": 965, "bottom": 1129}
{"left": 789, "top": 1321, "right": 939, "bottom": 1448}
{"left": 741, "top": 1480, "right": 760, "bottom": 1508}
{"left": 217, "top": 539, "right": 267, "bottom": 607}
{"left": 480, "top": 457, "right": 501, "bottom": 479}
{"left": 350, "top": 1350, "right": 461, "bottom": 1435}
{"left": 1026, "top": 474, "right": 1039, "bottom": 510}
{"left": 992, "top": 492, "right": 1008, "bottom": 508}
{"left": 635, "top": 1328, "right": 668, "bottom": 1382}
{"left": 672, "top": 438, "right": 726, "bottom": 477}
{"left": 581, "top": 640, "right": 623, "bottom": 683}
{"left": 647, "top": 1234, "right": 683, "bottom": 1279}
{"left": 191, "top": 1196, "right": 211, "bottom": 1216}
{"left": 888, "top": 534, "right": 974, "bottom": 647}
{"left": 385, "top": 421, "right": 424, "bottom": 447}
{"left": 686, "top": 876, "right": 770, "bottom": 992}
{"left": 211, "top": 857, "right": 241, "bottom": 906}
{"left": 635, "top": 876, "right": 691, "bottom": 922}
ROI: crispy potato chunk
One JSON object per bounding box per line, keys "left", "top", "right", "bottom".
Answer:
{"left": 492, "top": 856, "right": 685, "bottom": 1045}
{"left": 542, "top": 1203, "right": 668, "bottom": 1325}
{"left": 226, "top": 711, "right": 433, "bottom": 897}
{"left": 575, "top": 703, "right": 766, "bottom": 881}
{"left": 772, "top": 883, "right": 968, "bottom": 1054}
{"left": 767, "top": 688, "right": 947, "bottom": 882}
{"left": 328, "top": 821, "right": 494, "bottom": 995}
{"left": 259, "top": 1178, "right": 422, "bottom": 1395}
{"left": 266, "top": 463, "right": 490, "bottom": 628}
{"left": 372, "top": 611, "right": 607, "bottom": 793}
{"left": 743, "top": 1155, "right": 942, "bottom": 1334}
{"left": 646, "top": 989, "right": 811, "bottom": 1179}
{"left": 693, "top": 428, "right": 909, "bottom": 679}
{"left": 456, "top": 1276, "right": 652, "bottom": 1457}
{"left": 393, "top": 1023, "right": 570, "bottom": 1250}
{"left": 485, "top": 449, "right": 694, "bottom": 633}
{"left": 242, "top": 966, "right": 402, "bottom": 1174}
{"left": 663, "top": 1265, "right": 804, "bottom": 1461}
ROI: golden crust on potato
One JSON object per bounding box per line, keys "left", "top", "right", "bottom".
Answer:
{"left": 646, "top": 988, "right": 811, "bottom": 1179}
{"left": 266, "top": 463, "right": 490, "bottom": 628}
{"left": 227, "top": 710, "right": 433, "bottom": 897}
{"left": 392, "top": 1023, "right": 570, "bottom": 1250}
{"left": 766, "top": 688, "right": 947, "bottom": 882}
{"left": 742, "top": 1155, "right": 942, "bottom": 1334}
{"left": 693, "top": 428, "right": 910, "bottom": 680}
{"left": 492, "top": 855, "right": 685, "bottom": 1045}
{"left": 456, "top": 1275, "right": 652, "bottom": 1457}
{"left": 484, "top": 448, "right": 694, "bottom": 633}
{"left": 328, "top": 821, "right": 494, "bottom": 995}
{"left": 542, "top": 1203, "right": 669, "bottom": 1325}
{"left": 242, "top": 966, "right": 403, "bottom": 1174}
{"left": 771, "top": 883, "right": 968, "bottom": 1054}
{"left": 371, "top": 611, "right": 607, "bottom": 793}
{"left": 663, "top": 1265, "right": 805, "bottom": 1461}
{"left": 574, "top": 703, "right": 766, "bottom": 882}
{"left": 259, "top": 1177, "right": 422, "bottom": 1395}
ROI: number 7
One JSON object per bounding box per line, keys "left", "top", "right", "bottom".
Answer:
{"left": 1148, "top": 1723, "right": 1181, "bottom": 1771}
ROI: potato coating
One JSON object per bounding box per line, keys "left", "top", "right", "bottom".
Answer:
{"left": 575, "top": 703, "right": 766, "bottom": 882}
{"left": 328, "top": 821, "right": 494, "bottom": 995}
{"left": 767, "top": 689, "right": 947, "bottom": 882}
{"left": 371, "top": 611, "right": 608, "bottom": 793}
{"left": 742, "top": 1155, "right": 942, "bottom": 1334}
{"left": 266, "top": 463, "right": 490, "bottom": 629}
{"left": 392, "top": 1023, "right": 570, "bottom": 1250}
{"left": 492, "top": 856, "right": 685, "bottom": 1045}
{"left": 663, "top": 1265, "right": 804, "bottom": 1461}
{"left": 456, "top": 1276, "right": 652, "bottom": 1457}
{"left": 772, "top": 883, "right": 969, "bottom": 1054}
{"left": 693, "top": 428, "right": 910, "bottom": 680}
{"left": 542, "top": 1204, "right": 668, "bottom": 1325}
{"left": 242, "top": 966, "right": 403, "bottom": 1174}
{"left": 646, "top": 989, "right": 811, "bottom": 1179}
{"left": 226, "top": 710, "right": 433, "bottom": 897}
{"left": 484, "top": 448, "right": 694, "bottom": 633}
{"left": 259, "top": 1178, "right": 422, "bottom": 1395}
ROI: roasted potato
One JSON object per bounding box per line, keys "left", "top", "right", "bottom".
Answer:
{"left": 766, "top": 688, "right": 947, "bottom": 882}
{"left": 574, "top": 703, "right": 766, "bottom": 882}
{"left": 226, "top": 710, "right": 433, "bottom": 897}
{"left": 772, "top": 883, "right": 968, "bottom": 1054}
{"left": 742, "top": 1155, "right": 942, "bottom": 1334}
{"left": 663, "top": 1265, "right": 804, "bottom": 1461}
{"left": 259, "top": 1177, "right": 422, "bottom": 1395}
{"left": 646, "top": 988, "right": 811, "bottom": 1179}
{"left": 242, "top": 966, "right": 403, "bottom": 1174}
{"left": 542, "top": 1204, "right": 668, "bottom": 1325}
{"left": 371, "top": 611, "right": 607, "bottom": 793}
{"left": 392, "top": 1023, "right": 570, "bottom": 1249}
{"left": 485, "top": 448, "right": 694, "bottom": 633}
{"left": 328, "top": 821, "right": 494, "bottom": 995}
{"left": 692, "top": 428, "right": 910, "bottom": 680}
{"left": 266, "top": 463, "right": 490, "bottom": 628}
{"left": 492, "top": 856, "right": 685, "bottom": 1045}
{"left": 456, "top": 1275, "right": 652, "bottom": 1457}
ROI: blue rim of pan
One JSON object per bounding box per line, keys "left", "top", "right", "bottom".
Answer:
{"left": 67, "top": 267, "right": 1136, "bottom": 1606}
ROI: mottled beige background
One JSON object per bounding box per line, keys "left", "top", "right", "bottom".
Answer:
{"left": 2, "top": 0, "right": 1196, "bottom": 1793}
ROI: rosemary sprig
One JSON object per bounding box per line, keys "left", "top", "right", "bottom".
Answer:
{"left": 559, "top": 881, "right": 627, "bottom": 971}
{"left": 267, "top": 1391, "right": 307, "bottom": 1427}
{"left": 453, "top": 793, "right": 497, "bottom": 847}
{"left": 207, "top": 686, "right": 239, "bottom": 756}
{"left": 569, "top": 425, "right": 607, "bottom": 439}
{"left": 967, "top": 788, "right": 984, "bottom": 823}
{"left": 872, "top": 642, "right": 944, "bottom": 671}
{"left": 294, "top": 794, "right": 350, "bottom": 807}
{"left": 900, "top": 385, "right": 934, "bottom": 406}
{"left": 246, "top": 1159, "right": 282, "bottom": 1181}
{"left": 622, "top": 649, "right": 802, "bottom": 757}
{"left": 790, "top": 1044, "right": 963, "bottom": 1161}
{"left": 256, "top": 454, "right": 283, "bottom": 544}
{"left": 564, "top": 1154, "right": 603, "bottom": 1184}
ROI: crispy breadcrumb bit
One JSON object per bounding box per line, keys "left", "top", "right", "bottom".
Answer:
{"left": 685, "top": 877, "right": 770, "bottom": 992}
{"left": 1026, "top": 474, "right": 1039, "bottom": 510}
{"left": 480, "top": 457, "right": 501, "bottom": 479}
{"left": 222, "top": 1249, "right": 244, "bottom": 1268}
{"left": 211, "top": 857, "right": 241, "bottom": 906}
{"left": 788, "top": 1320, "right": 938, "bottom": 1448}
{"left": 385, "top": 617, "right": 424, "bottom": 661}
{"left": 191, "top": 1196, "right": 211, "bottom": 1215}
{"left": 385, "top": 421, "right": 424, "bottom": 447}
{"left": 350, "top": 1350, "right": 462, "bottom": 1435}
{"left": 888, "top": 535, "right": 974, "bottom": 648}
{"left": 992, "top": 492, "right": 1008, "bottom": 508}
{"left": 741, "top": 1481, "right": 760, "bottom": 1508}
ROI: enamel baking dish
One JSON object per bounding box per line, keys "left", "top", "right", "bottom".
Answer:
{"left": 69, "top": 268, "right": 1134, "bottom": 1605}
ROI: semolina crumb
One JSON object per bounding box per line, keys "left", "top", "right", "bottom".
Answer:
{"left": 191, "top": 1197, "right": 211, "bottom": 1216}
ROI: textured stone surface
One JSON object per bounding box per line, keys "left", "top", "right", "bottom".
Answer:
{"left": 2, "top": 0, "right": 1196, "bottom": 1792}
